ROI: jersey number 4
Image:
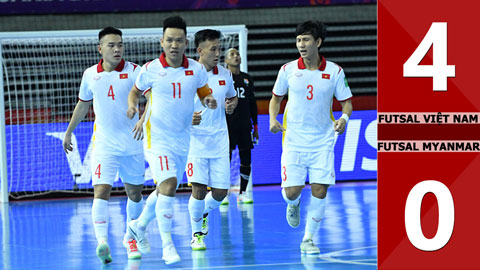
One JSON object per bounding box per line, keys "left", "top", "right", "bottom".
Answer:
{"left": 108, "top": 85, "right": 115, "bottom": 100}
{"left": 403, "top": 22, "right": 455, "bottom": 91}
{"left": 95, "top": 164, "right": 101, "bottom": 179}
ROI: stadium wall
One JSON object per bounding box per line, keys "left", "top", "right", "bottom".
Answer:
{"left": 0, "top": 5, "right": 375, "bottom": 31}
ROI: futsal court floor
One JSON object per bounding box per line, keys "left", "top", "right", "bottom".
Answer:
{"left": 0, "top": 181, "right": 377, "bottom": 270}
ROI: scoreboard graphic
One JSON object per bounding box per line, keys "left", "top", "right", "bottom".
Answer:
{"left": 378, "top": 0, "right": 480, "bottom": 268}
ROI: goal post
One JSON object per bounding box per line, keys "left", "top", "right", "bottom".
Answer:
{"left": 0, "top": 25, "right": 248, "bottom": 201}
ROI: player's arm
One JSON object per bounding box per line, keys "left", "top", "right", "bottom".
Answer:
{"left": 63, "top": 100, "right": 92, "bottom": 153}
{"left": 127, "top": 85, "right": 142, "bottom": 119}
{"left": 249, "top": 80, "right": 259, "bottom": 140}
{"left": 132, "top": 90, "right": 150, "bottom": 140}
{"left": 197, "top": 84, "right": 217, "bottom": 109}
{"left": 269, "top": 94, "right": 285, "bottom": 134}
{"left": 334, "top": 99, "right": 353, "bottom": 135}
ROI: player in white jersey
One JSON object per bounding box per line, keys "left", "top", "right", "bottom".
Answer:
{"left": 62, "top": 27, "right": 145, "bottom": 264}
{"left": 186, "top": 29, "right": 238, "bottom": 251}
{"left": 269, "top": 21, "right": 353, "bottom": 254}
{"left": 126, "top": 16, "right": 217, "bottom": 265}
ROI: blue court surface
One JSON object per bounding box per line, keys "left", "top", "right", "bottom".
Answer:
{"left": 0, "top": 182, "right": 377, "bottom": 270}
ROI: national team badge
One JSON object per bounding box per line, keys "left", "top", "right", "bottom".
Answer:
{"left": 322, "top": 73, "right": 330, "bottom": 80}
{"left": 219, "top": 80, "right": 226, "bottom": 85}
{"left": 185, "top": 70, "right": 194, "bottom": 76}
{"left": 119, "top": 73, "right": 128, "bottom": 79}
{"left": 93, "top": 75, "right": 101, "bottom": 81}
{"left": 244, "top": 78, "right": 249, "bottom": 85}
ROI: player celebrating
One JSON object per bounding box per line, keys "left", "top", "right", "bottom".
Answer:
{"left": 186, "top": 29, "right": 238, "bottom": 251}
{"left": 225, "top": 48, "right": 258, "bottom": 204}
{"left": 269, "top": 21, "right": 353, "bottom": 254}
{"left": 126, "top": 16, "right": 217, "bottom": 264}
{"left": 62, "top": 27, "right": 145, "bottom": 264}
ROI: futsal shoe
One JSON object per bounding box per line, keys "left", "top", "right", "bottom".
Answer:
{"left": 123, "top": 239, "right": 142, "bottom": 260}
{"left": 220, "top": 196, "right": 229, "bottom": 205}
{"left": 201, "top": 216, "right": 209, "bottom": 235}
{"left": 286, "top": 201, "right": 300, "bottom": 228}
{"left": 300, "top": 239, "right": 320, "bottom": 254}
{"left": 127, "top": 220, "right": 151, "bottom": 254}
{"left": 237, "top": 193, "right": 253, "bottom": 204}
{"left": 162, "top": 242, "right": 181, "bottom": 264}
{"left": 96, "top": 241, "right": 113, "bottom": 264}
{"left": 190, "top": 232, "right": 207, "bottom": 250}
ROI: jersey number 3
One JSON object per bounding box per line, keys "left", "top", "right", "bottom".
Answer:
{"left": 306, "top": 85, "right": 314, "bottom": 100}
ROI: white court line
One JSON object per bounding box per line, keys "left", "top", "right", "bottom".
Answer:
{"left": 320, "top": 245, "right": 377, "bottom": 266}
{"left": 169, "top": 246, "right": 378, "bottom": 269}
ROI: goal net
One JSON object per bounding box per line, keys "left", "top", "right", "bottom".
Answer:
{"left": 0, "top": 25, "right": 247, "bottom": 200}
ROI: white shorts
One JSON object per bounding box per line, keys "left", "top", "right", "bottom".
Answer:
{"left": 145, "top": 149, "right": 187, "bottom": 187}
{"left": 185, "top": 156, "right": 230, "bottom": 190}
{"left": 91, "top": 152, "right": 145, "bottom": 186}
{"left": 280, "top": 150, "right": 335, "bottom": 188}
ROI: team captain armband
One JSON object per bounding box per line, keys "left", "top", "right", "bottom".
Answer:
{"left": 197, "top": 84, "right": 212, "bottom": 99}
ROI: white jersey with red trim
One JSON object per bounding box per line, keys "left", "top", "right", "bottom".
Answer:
{"left": 189, "top": 65, "right": 237, "bottom": 158}
{"left": 272, "top": 56, "right": 353, "bottom": 152}
{"left": 78, "top": 59, "right": 143, "bottom": 155}
{"left": 135, "top": 53, "right": 209, "bottom": 156}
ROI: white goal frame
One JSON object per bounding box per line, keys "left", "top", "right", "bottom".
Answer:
{"left": 0, "top": 25, "right": 248, "bottom": 203}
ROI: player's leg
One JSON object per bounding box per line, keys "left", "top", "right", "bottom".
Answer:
{"left": 301, "top": 150, "right": 335, "bottom": 254}
{"left": 126, "top": 150, "right": 160, "bottom": 254}
{"left": 202, "top": 156, "right": 230, "bottom": 235}
{"left": 156, "top": 151, "right": 186, "bottom": 264}
{"left": 186, "top": 157, "right": 208, "bottom": 250}
{"left": 237, "top": 128, "right": 254, "bottom": 203}
{"left": 119, "top": 153, "right": 145, "bottom": 259}
{"left": 281, "top": 150, "right": 307, "bottom": 228}
{"left": 91, "top": 154, "right": 118, "bottom": 264}
{"left": 237, "top": 148, "right": 253, "bottom": 203}
{"left": 127, "top": 149, "right": 178, "bottom": 260}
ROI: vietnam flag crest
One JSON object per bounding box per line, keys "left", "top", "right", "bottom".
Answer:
{"left": 322, "top": 73, "right": 330, "bottom": 80}
{"left": 185, "top": 70, "right": 194, "bottom": 76}
{"left": 219, "top": 80, "right": 226, "bottom": 86}
{"left": 119, "top": 73, "right": 128, "bottom": 79}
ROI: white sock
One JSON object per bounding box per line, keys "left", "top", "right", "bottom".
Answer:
{"left": 124, "top": 197, "right": 144, "bottom": 241}
{"left": 188, "top": 195, "right": 205, "bottom": 235}
{"left": 136, "top": 191, "right": 157, "bottom": 230}
{"left": 203, "top": 192, "right": 222, "bottom": 215}
{"left": 92, "top": 198, "right": 109, "bottom": 244}
{"left": 160, "top": 232, "right": 173, "bottom": 248}
{"left": 282, "top": 188, "right": 300, "bottom": 205}
{"left": 155, "top": 193, "right": 175, "bottom": 246}
{"left": 303, "top": 195, "right": 326, "bottom": 241}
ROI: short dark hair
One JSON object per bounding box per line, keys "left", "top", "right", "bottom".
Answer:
{"left": 163, "top": 16, "right": 187, "bottom": 35}
{"left": 98, "top": 26, "right": 122, "bottom": 42}
{"left": 295, "top": 21, "right": 327, "bottom": 41}
{"left": 194, "top": 29, "right": 221, "bottom": 48}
